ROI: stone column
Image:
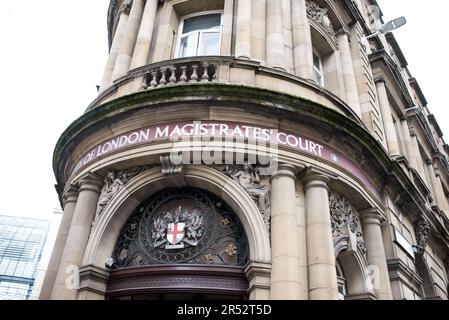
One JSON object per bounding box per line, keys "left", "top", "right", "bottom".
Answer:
{"left": 376, "top": 80, "right": 400, "bottom": 156}
{"left": 266, "top": 0, "right": 285, "bottom": 70}
{"left": 51, "top": 173, "right": 103, "bottom": 300}
{"left": 337, "top": 33, "right": 361, "bottom": 117}
{"left": 430, "top": 160, "right": 449, "bottom": 216}
{"left": 302, "top": 170, "right": 338, "bottom": 300}
{"left": 291, "top": 0, "right": 314, "bottom": 79}
{"left": 99, "top": 8, "right": 130, "bottom": 92}
{"left": 112, "top": 0, "right": 145, "bottom": 81}
{"left": 295, "top": 182, "right": 309, "bottom": 299}
{"left": 400, "top": 118, "right": 416, "bottom": 168}
{"left": 130, "top": 0, "right": 159, "bottom": 69}
{"left": 39, "top": 186, "right": 79, "bottom": 300}
{"left": 270, "top": 164, "right": 302, "bottom": 299}
{"left": 152, "top": 4, "right": 172, "bottom": 62}
{"left": 360, "top": 209, "right": 393, "bottom": 300}
{"left": 425, "top": 161, "right": 437, "bottom": 200}
{"left": 235, "top": 0, "right": 252, "bottom": 59}
{"left": 408, "top": 124, "right": 426, "bottom": 180}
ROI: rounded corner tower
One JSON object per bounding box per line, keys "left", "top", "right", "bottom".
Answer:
{"left": 43, "top": 0, "right": 449, "bottom": 300}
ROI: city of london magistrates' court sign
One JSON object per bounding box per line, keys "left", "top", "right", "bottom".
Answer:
{"left": 71, "top": 121, "right": 380, "bottom": 200}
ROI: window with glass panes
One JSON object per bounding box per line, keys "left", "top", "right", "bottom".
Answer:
{"left": 176, "top": 13, "right": 222, "bottom": 58}
{"left": 313, "top": 50, "right": 324, "bottom": 86}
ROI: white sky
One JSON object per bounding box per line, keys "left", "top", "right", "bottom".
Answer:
{"left": 0, "top": 0, "right": 448, "bottom": 222}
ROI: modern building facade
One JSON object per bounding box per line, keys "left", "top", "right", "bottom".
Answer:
{"left": 0, "top": 215, "right": 50, "bottom": 300}
{"left": 29, "top": 209, "right": 63, "bottom": 300}
{"left": 43, "top": 0, "right": 449, "bottom": 300}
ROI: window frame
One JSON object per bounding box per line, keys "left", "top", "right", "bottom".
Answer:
{"left": 313, "top": 49, "right": 325, "bottom": 87}
{"left": 336, "top": 261, "right": 347, "bottom": 300}
{"left": 175, "top": 10, "right": 223, "bottom": 59}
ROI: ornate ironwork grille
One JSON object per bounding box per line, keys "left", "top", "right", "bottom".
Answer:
{"left": 111, "top": 188, "right": 249, "bottom": 269}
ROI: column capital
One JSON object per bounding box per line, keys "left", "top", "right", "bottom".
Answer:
{"left": 270, "top": 164, "right": 297, "bottom": 180}
{"left": 300, "top": 167, "right": 332, "bottom": 190}
{"left": 406, "top": 117, "right": 417, "bottom": 137}
{"left": 78, "top": 173, "right": 104, "bottom": 193}
{"left": 431, "top": 158, "right": 441, "bottom": 177}
{"left": 360, "top": 208, "right": 386, "bottom": 225}
{"left": 374, "top": 76, "right": 387, "bottom": 85}
{"left": 63, "top": 185, "right": 79, "bottom": 205}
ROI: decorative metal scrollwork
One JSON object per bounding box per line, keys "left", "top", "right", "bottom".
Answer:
{"left": 111, "top": 188, "right": 249, "bottom": 269}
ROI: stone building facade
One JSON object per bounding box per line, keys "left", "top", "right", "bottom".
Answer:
{"left": 41, "top": 0, "right": 449, "bottom": 300}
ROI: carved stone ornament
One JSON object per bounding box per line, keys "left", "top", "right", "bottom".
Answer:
{"left": 431, "top": 159, "right": 440, "bottom": 178}
{"left": 406, "top": 118, "right": 417, "bottom": 137}
{"left": 92, "top": 166, "right": 152, "bottom": 228}
{"left": 329, "top": 192, "right": 367, "bottom": 255}
{"left": 219, "top": 163, "right": 271, "bottom": 233}
{"left": 306, "top": 1, "right": 338, "bottom": 45}
{"left": 152, "top": 205, "right": 204, "bottom": 250}
{"left": 119, "top": 0, "right": 133, "bottom": 15}
{"left": 111, "top": 188, "right": 249, "bottom": 268}
{"left": 161, "top": 154, "right": 183, "bottom": 176}
{"left": 414, "top": 217, "right": 430, "bottom": 256}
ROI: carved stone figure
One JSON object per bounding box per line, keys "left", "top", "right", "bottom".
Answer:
{"left": 233, "top": 163, "right": 269, "bottom": 209}
{"left": 96, "top": 170, "right": 125, "bottom": 216}
{"left": 222, "top": 163, "right": 271, "bottom": 232}
{"left": 92, "top": 166, "right": 151, "bottom": 229}
{"left": 414, "top": 217, "right": 430, "bottom": 256}
{"left": 329, "top": 192, "right": 367, "bottom": 256}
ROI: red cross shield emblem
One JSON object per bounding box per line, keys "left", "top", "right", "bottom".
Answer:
{"left": 167, "top": 223, "right": 185, "bottom": 245}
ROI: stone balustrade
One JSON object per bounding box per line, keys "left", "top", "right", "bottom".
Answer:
{"left": 141, "top": 60, "right": 217, "bottom": 89}
{"left": 87, "top": 56, "right": 362, "bottom": 124}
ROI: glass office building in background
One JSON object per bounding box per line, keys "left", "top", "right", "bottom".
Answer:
{"left": 0, "top": 215, "right": 50, "bottom": 300}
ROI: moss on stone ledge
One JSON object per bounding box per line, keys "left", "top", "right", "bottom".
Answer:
{"left": 53, "top": 84, "right": 441, "bottom": 242}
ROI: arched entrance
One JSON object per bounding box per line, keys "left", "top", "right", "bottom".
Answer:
{"left": 106, "top": 187, "right": 250, "bottom": 300}
{"left": 79, "top": 166, "right": 271, "bottom": 300}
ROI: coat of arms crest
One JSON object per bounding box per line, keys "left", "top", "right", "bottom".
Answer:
{"left": 152, "top": 205, "right": 204, "bottom": 250}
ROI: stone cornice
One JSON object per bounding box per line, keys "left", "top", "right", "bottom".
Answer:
{"left": 385, "top": 33, "right": 408, "bottom": 68}
{"left": 406, "top": 107, "right": 439, "bottom": 154}
{"left": 341, "top": 0, "right": 371, "bottom": 35}
{"left": 369, "top": 49, "right": 414, "bottom": 109}
{"left": 428, "top": 114, "right": 443, "bottom": 138}
{"left": 409, "top": 77, "right": 428, "bottom": 107}
{"left": 387, "top": 258, "right": 423, "bottom": 289}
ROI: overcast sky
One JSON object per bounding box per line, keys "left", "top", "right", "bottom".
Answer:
{"left": 0, "top": 1, "right": 448, "bottom": 222}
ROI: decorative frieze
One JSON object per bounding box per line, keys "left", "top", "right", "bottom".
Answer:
{"left": 305, "top": 1, "right": 337, "bottom": 45}
{"left": 329, "top": 192, "right": 367, "bottom": 255}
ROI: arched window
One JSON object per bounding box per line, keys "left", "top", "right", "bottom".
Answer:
{"left": 111, "top": 187, "right": 248, "bottom": 268}
{"left": 107, "top": 187, "right": 250, "bottom": 300}
{"left": 175, "top": 12, "right": 223, "bottom": 58}
{"left": 336, "top": 260, "right": 348, "bottom": 300}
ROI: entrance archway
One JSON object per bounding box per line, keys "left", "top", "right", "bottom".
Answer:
{"left": 79, "top": 166, "right": 271, "bottom": 299}
{"left": 106, "top": 187, "right": 250, "bottom": 299}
